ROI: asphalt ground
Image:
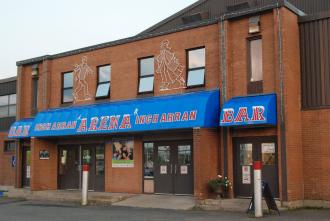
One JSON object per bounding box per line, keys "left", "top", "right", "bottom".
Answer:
{"left": 0, "top": 198, "right": 329, "bottom": 221}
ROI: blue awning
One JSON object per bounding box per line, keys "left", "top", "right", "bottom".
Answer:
{"left": 30, "top": 90, "right": 220, "bottom": 137}
{"left": 8, "top": 118, "right": 34, "bottom": 139}
{"left": 220, "top": 94, "right": 277, "bottom": 127}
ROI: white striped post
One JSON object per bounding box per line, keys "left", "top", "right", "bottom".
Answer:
{"left": 81, "top": 164, "right": 89, "bottom": 206}
{"left": 253, "top": 161, "right": 263, "bottom": 218}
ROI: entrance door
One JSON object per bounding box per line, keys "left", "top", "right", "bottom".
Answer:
{"left": 154, "top": 141, "right": 193, "bottom": 195}
{"left": 22, "top": 146, "right": 31, "bottom": 187}
{"left": 58, "top": 144, "right": 105, "bottom": 191}
{"left": 58, "top": 145, "right": 80, "bottom": 190}
{"left": 234, "top": 137, "right": 279, "bottom": 198}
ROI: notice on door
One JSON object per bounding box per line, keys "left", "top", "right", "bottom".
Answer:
{"left": 160, "top": 165, "right": 167, "bottom": 174}
{"left": 180, "top": 165, "right": 188, "bottom": 174}
{"left": 242, "top": 166, "right": 251, "bottom": 184}
{"left": 262, "top": 143, "right": 276, "bottom": 165}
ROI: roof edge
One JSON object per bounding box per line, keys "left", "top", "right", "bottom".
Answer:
{"left": 138, "top": 0, "right": 207, "bottom": 35}
{"left": 0, "top": 76, "right": 17, "bottom": 84}
{"left": 17, "top": 1, "right": 304, "bottom": 67}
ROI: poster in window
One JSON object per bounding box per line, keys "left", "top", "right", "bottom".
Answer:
{"left": 242, "top": 166, "right": 251, "bottom": 184}
{"left": 262, "top": 143, "right": 275, "bottom": 165}
{"left": 112, "top": 139, "right": 134, "bottom": 168}
{"left": 240, "top": 144, "right": 253, "bottom": 166}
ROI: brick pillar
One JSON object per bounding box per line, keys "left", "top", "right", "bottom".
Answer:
{"left": 193, "top": 128, "right": 219, "bottom": 199}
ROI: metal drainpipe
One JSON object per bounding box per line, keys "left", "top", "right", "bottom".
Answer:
{"left": 220, "top": 16, "right": 228, "bottom": 177}
{"left": 276, "top": 6, "right": 288, "bottom": 202}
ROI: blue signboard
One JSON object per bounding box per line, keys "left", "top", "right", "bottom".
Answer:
{"left": 8, "top": 118, "right": 34, "bottom": 139}
{"left": 11, "top": 156, "right": 16, "bottom": 167}
{"left": 220, "top": 94, "right": 277, "bottom": 127}
{"left": 29, "top": 90, "right": 220, "bottom": 137}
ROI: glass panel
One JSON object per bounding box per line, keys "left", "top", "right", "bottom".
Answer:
{"left": 158, "top": 146, "right": 170, "bottom": 164}
{"left": 140, "top": 57, "right": 154, "bottom": 76}
{"left": 63, "top": 88, "right": 73, "bottom": 103}
{"left": 250, "top": 39, "right": 263, "bottom": 82}
{"left": 96, "top": 83, "right": 110, "bottom": 98}
{"left": 0, "top": 106, "right": 8, "bottom": 118}
{"left": 178, "top": 145, "right": 191, "bottom": 165}
{"left": 262, "top": 143, "right": 276, "bottom": 165}
{"left": 63, "top": 72, "right": 73, "bottom": 88}
{"left": 0, "top": 95, "right": 8, "bottom": 106}
{"left": 82, "top": 149, "right": 91, "bottom": 164}
{"left": 98, "top": 65, "right": 111, "bottom": 83}
{"left": 144, "top": 143, "right": 154, "bottom": 178}
{"left": 189, "top": 48, "right": 205, "bottom": 68}
{"left": 139, "top": 76, "right": 154, "bottom": 93}
{"left": 240, "top": 143, "right": 253, "bottom": 166}
{"left": 96, "top": 145, "right": 105, "bottom": 175}
{"left": 9, "top": 105, "right": 16, "bottom": 116}
{"left": 9, "top": 94, "right": 16, "bottom": 105}
{"left": 187, "top": 69, "right": 205, "bottom": 86}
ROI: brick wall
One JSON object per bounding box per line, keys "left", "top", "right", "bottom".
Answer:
{"left": 30, "top": 138, "right": 57, "bottom": 190}
{"left": 302, "top": 110, "right": 330, "bottom": 201}
{"left": 105, "top": 137, "right": 142, "bottom": 193}
{"left": 0, "top": 133, "right": 15, "bottom": 186}
{"left": 193, "top": 128, "right": 219, "bottom": 199}
{"left": 280, "top": 7, "right": 304, "bottom": 201}
{"left": 18, "top": 24, "right": 220, "bottom": 117}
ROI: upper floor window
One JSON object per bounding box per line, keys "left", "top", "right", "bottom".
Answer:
{"left": 0, "top": 94, "right": 16, "bottom": 118}
{"left": 187, "top": 47, "right": 205, "bottom": 87}
{"left": 248, "top": 38, "right": 263, "bottom": 94}
{"left": 4, "top": 141, "right": 15, "bottom": 152}
{"left": 62, "top": 72, "right": 73, "bottom": 103}
{"left": 96, "top": 65, "right": 111, "bottom": 99}
{"left": 138, "top": 57, "right": 154, "bottom": 94}
{"left": 31, "top": 76, "right": 38, "bottom": 115}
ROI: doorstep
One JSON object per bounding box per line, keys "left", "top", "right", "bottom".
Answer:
{"left": 7, "top": 188, "right": 134, "bottom": 205}
{"left": 196, "top": 198, "right": 286, "bottom": 212}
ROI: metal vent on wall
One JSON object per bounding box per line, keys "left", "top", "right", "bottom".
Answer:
{"left": 181, "top": 12, "right": 209, "bottom": 24}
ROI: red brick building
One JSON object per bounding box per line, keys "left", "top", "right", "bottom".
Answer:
{"left": 2, "top": 0, "right": 330, "bottom": 208}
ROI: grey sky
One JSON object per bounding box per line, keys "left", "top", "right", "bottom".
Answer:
{"left": 0, "top": 0, "right": 196, "bottom": 79}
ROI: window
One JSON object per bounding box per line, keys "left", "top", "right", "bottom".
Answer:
{"left": 4, "top": 141, "right": 16, "bottom": 152}
{"left": 249, "top": 38, "right": 263, "bottom": 82}
{"left": 62, "top": 72, "right": 73, "bottom": 103}
{"left": 96, "top": 65, "right": 111, "bottom": 99}
{"left": 0, "top": 94, "right": 16, "bottom": 118}
{"left": 144, "top": 143, "right": 154, "bottom": 178}
{"left": 32, "top": 76, "right": 38, "bottom": 115}
{"left": 248, "top": 38, "right": 263, "bottom": 94}
{"left": 187, "top": 47, "right": 205, "bottom": 87}
{"left": 138, "top": 57, "right": 154, "bottom": 93}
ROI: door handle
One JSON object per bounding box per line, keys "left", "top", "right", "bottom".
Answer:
{"left": 174, "top": 165, "right": 177, "bottom": 174}
{"left": 170, "top": 164, "right": 173, "bottom": 174}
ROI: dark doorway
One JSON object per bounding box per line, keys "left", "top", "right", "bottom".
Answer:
{"left": 58, "top": 145, "right": 80, "bottom": 190}
{"left": 233, "top": 136, "right": 279, "bottom": 198}
{"left": 22, "top": 145, "right": 31, "bottom": 187}
{"left": 154, "top": 141, "right": 193, "bottom": 195}
{"left": 58, "top": 144, "right": 105, "bottom": 191}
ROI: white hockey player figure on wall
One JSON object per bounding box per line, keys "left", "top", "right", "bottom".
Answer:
{"left": 73, "top": 56, "right": 94, "bottom": 101}
{"left": 156, "top": 40, "right": 186, "bottom": 91}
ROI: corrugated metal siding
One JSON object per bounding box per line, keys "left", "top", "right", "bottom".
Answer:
{"left": 300, "top": 16, "right": 330, "bottom": 109}
{"left": 0, "top": 117, "right": 15, "bottom": 132}
{"left": 0, "top": 80, "right": 16, "bottom": 96}
{"left": 145, "top": 0, "right": 330, "bottom": 35}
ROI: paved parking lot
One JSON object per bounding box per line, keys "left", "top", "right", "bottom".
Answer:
{"left": 0, "top": 198, "right": 329, "bottom": 221}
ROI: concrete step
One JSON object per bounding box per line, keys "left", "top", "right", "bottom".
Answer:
{"left": 7, "top": 188, "right": 134, "bottom": 205}
{"left": 197, "top": 198, "right": 285, "bottom": 212}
